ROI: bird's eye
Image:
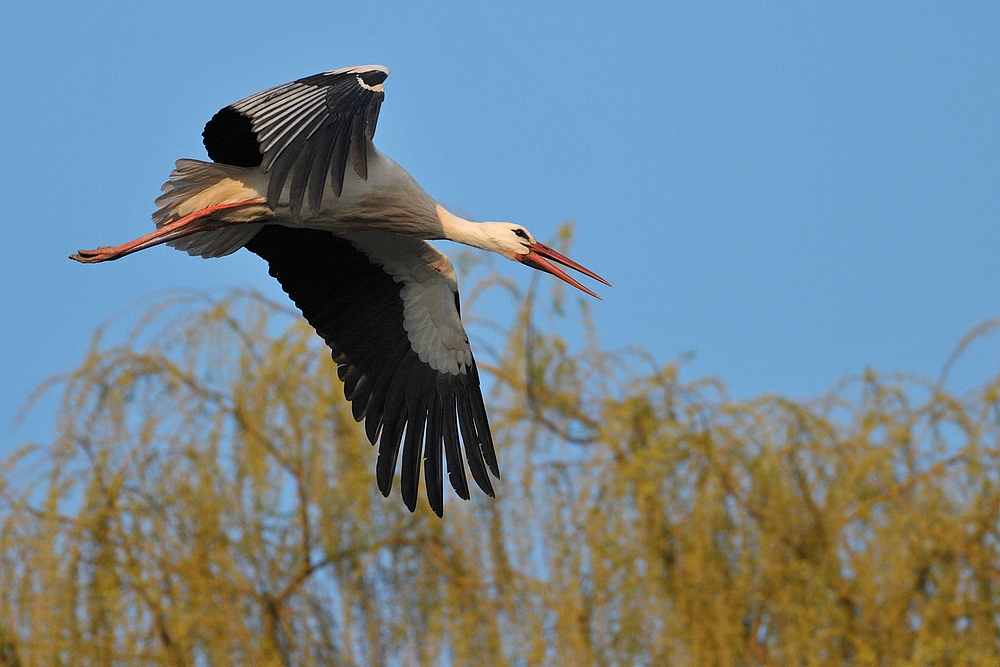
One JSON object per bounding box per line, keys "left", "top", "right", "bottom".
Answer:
{"left": 513, "top": 229, "right": 529, "bottom": 240}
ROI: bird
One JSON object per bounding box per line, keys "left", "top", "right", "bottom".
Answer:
{"left": 71, "top": 65, "right": 608, "bottom": 516}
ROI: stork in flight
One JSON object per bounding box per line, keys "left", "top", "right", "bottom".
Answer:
{"left": 71, "top": 65, "right": 607, "bottom": 516}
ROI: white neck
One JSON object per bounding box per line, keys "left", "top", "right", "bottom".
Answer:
{"left": 436, "top": 205, "right": 496, "bottom": 251}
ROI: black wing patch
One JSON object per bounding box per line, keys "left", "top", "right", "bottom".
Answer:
{"left": 244, "top": 225, "right": 498, "bottom": 516}
{"left": 202, "top": 107, "right": 263, "bottom": 168}
{"left": 203, "top": 65, "right": 388, "bottom": 217}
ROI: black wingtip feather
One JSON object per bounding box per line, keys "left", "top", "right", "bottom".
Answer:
{"left": 202, "top": 107, "right": 264, "bottom": 167}
{"left": 364, "top": 338, "right": 411, "bottom": 443}
{"left": 424, "top": 396, "right": 445, "bottom": 516}
{"left": 367, "top": 417, "right": 383, "bottom": 448}
{"left": 266, "top": 133, "right": 307, "bottom": 209}
{"left": 441, "top": 395, "right": 470, "bottom": 500}
{"left": 329, "top": 123, "right": 350, "bottom": 198}
{"left": 306, "top": 118, "right": 339, "bottom": 215}
{"left": 349, "top": 112, "right": 368, "bottom": 180}
{"left": 375, "top": 351, "right": 419, "bottom": 495}
{"left": 468, "top": 362, "right": 499, "bottom": 479}
{"left": 458, "top": 390, "right": 495, "bottom": 497}
{"left": 376, "top": 405, "right": 406, "bottom": 497}
{"left": 244, "top": 225, "right": 499, "bottom": 514}
{"left": 358, "top": 69, "right": 388, "bottom": 86}
{"left": 288, "top": 133, "right": 323, "bottom": 218}
{"left": 400, "top": 402, "right": 427, "bottom": 512}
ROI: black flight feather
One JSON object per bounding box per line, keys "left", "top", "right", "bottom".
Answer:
{"left": 244, "top": 224, "right": 498, "bottom": 513}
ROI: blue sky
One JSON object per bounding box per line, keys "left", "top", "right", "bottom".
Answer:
{"left": 2, "top": 2, "right": 999, "bottom": 449}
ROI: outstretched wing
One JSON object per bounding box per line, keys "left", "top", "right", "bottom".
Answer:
{"left": 202, "top": 65, "right": 389, "bottom": 217}
{"left": 245, "top": 225, "right": 499, "bottom": 517}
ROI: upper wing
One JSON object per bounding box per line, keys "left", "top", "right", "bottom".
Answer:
{"left": 202, "top": 65, "right": 389, "bottom": 217}
{"left": 244, "top": 225, "right": 499, "bottom": 517}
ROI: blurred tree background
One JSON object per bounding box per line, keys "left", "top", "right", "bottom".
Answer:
{"left": 4, "top": 238, "right": 1000, "bottom": 666}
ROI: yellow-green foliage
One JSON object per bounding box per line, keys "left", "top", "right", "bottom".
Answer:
{"left": 3, "top": 262, "right": 1000, "bottom": 666}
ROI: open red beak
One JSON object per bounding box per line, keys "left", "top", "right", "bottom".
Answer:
{"left": 518, "top": 242, "right": 610, "bottom": 298}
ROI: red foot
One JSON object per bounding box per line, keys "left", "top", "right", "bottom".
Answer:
{"left": 70, "top": 198, "right": 266, "bottom": 264}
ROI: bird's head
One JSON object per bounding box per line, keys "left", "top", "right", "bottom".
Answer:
{"left": 480, "top": 223, "right": 610, "bottom": 298}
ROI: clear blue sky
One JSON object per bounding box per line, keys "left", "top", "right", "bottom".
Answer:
{"left": 2, "top": 2, "right": 999, "bottom": 449}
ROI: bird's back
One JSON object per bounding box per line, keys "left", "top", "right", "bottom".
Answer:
{"left": 152, "top": 143, "right": 443, "bottom": 259}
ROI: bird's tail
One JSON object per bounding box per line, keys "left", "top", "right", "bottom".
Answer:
{"left": 153, "top": 159, "right": 270, "bottom": 258}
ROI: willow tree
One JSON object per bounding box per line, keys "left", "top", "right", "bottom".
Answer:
{"left": 3, "top": 243, "right": 1000, "bottom": 666}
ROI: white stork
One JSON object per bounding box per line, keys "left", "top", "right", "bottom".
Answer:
{"left": 71, "top": 65, "right": 607, "bottom": 516}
